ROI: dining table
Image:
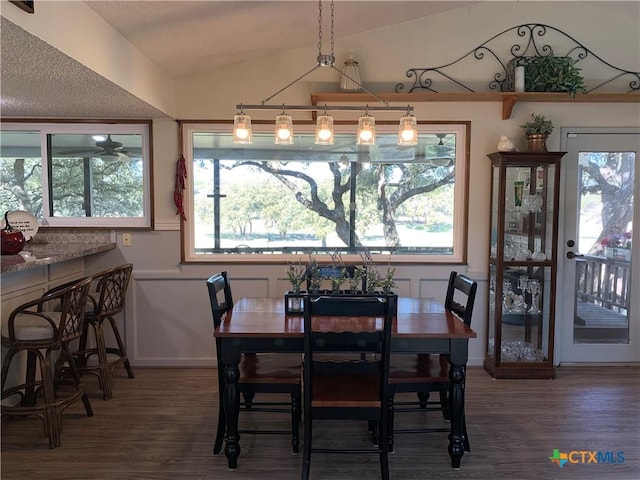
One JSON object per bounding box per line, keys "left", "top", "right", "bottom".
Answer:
{"left": 215, "top": 296, "right": 476, "bottom": 470}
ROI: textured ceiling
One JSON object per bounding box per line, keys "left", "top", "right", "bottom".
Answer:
{"left": 0, "top": 17, "right": 168, "bottom": 119}
{"left": 0, "top": 1, "right": 476, "bottom": 119}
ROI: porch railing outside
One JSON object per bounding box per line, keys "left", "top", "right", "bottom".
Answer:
{"left": 576, "top": 255, "right": 631, "bottom": 314}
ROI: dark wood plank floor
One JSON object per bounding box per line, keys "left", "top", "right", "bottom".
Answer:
{"left": 2, "top": 365, "right": 639, "bottom": 480}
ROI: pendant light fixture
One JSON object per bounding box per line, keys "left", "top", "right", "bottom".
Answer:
{"left": 233, "top": 1, "right": 416, "bottom": 147}
{"left": 233, "top": 107, "right": 252, "bottom": 144}
{"left": 356, "top": 108, "right": 375, "bottom": 146}
{"left": 397, "top": 107, "right": 418, "bottom": 146}
{"left": 315, "top": 107, "right": 334, "bottom": 145}
{"left": 274, "top": 109, "right": 294, "bottom": 144}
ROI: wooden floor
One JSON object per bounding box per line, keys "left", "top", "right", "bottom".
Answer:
{"left": 2, "top": 365, "right": 639, "bottom": 480}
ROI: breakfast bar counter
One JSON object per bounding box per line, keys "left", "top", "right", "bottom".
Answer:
{"left": 1, "top": 242, "right": 116, "bottom": 274}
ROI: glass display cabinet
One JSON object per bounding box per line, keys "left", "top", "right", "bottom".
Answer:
{"left": 484, "top": 151, "right": 565, "bottom": 379}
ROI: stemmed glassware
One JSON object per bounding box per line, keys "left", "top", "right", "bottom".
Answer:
{"left": 527, "top": 279, "right": 541, "bottom": 314}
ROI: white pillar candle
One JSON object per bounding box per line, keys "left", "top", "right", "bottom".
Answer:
{"left": 514, "top": 65, "right": 525, "bottom": 92}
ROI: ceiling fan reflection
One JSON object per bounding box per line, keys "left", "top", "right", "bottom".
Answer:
{"left": 57, "top": 134, "right": 131, "bottom": 162}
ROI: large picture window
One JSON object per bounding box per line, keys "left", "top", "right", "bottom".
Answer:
{"left": 0, "top": 121, "right": 152, "bottom": 228}
{"left": 182, "top": 122, "right": 469, "bottom": 263}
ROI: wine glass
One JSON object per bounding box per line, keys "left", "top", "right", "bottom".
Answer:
{"left": 527, "top": 279, "right": 541, "bottom": 314}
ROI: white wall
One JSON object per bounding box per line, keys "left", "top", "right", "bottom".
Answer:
{"left": 45, "top": 1, "right": 640, "bottom": 367}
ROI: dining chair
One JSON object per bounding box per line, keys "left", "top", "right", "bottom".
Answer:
{"left": 68, "top": 263, "right": 135, "bottom": 400}
{"left": 301, "top": 294, "right": 394, "bottom": 480}
{"left": 388, "top": 271, "right": 477, "bottom": 452}
{"left": 1, "top": 277, "right": 93, "bottom": 448}
{"left": 206, "top": 272, "right": 302, "bottom": 455}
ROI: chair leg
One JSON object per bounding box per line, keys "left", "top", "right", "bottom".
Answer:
{"left": 417, "top": 391, "right": 429, "bottom": 409}
{"left": 214, "top": 370, "right": 226, "bottom": 455}
{"left": 107, "top": 316, "right": 135, "bottom": 379}
{"left": 301, "top": 416, "right": 312, "bottom": 480}
{"left": 291, "top": 392, "right": 300, "bottom": 454}
{"left": 242, "top": 391, "right": 255, "bottom": 409}
{"left": 439, "top": 390, "right": 450, "bottom": 420}
{"left": 387, "top": 394, "right": 395, "bottom": 453}
{"left": 462, "top": 416, "right": 470, "bottom": 452}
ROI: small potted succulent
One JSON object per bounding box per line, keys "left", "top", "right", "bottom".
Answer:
{"left": 520, "top": 113, "right": 554, "bottom": 152}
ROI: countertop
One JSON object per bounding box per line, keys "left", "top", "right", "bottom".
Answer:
{"left": 1, "top": 242, "right": 116, "bottom": 274}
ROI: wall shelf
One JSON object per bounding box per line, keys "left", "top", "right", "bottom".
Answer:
{"left": 310, "top": 92, "right": 640, "bottom": 120}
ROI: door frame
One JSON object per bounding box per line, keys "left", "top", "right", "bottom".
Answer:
{"left": 556, "top": 127, "right": 640, "bottom": 364}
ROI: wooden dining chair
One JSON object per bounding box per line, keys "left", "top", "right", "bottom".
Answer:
{"left": 206, "top": 272, "right": 302, "bottom": 455}
{"left": 1, "top": 277, "right": 93, "bottom": 448}
{"left": 301, "top": 294, "right": 394, "bottom": 480}
{"left": 388, "top": 271, "right": 477, "bottom": 452}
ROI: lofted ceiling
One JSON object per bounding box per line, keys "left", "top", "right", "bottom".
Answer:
{"left": 0, "top": 1, "right": 477, "bottom": 119}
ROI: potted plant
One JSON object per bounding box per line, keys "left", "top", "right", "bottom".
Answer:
{"left": 524, "top": 55, "right": 587, "bottom": 98}
{"left": 520, "top": 113, "right": 554, "bottom": 152}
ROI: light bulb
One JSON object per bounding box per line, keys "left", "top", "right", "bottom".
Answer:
{"left": 397, "top": 114, "right": 418, "bottom": 146}
{"left": 315, "top": 114, "right": 334, "bottom": 145}
{"left": 277, "top": 128, "right": 291, "bottom": 140}
{"left": 359, "top": 130, "right": 373, "bottom": 142}
{"left": 356, "top": 114, "right": 376, "bottom": 145}
{"left": 318, "top": 129, "right": 332, "bottom": 141}
{"left": 401, "top": 129, "right": 415, "bottom": 142}
{"left": 274, "top": 113, "right": 293, "bottom": 145}
{"left": 233, "top": 113, "right": 253, "bottom": 144}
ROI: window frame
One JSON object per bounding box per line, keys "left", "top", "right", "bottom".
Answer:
{"left": 180, "top": 120, "right": 469, "bottom": 264}
{"left": 0, "top": 120, "right": 153, "bottom": 228}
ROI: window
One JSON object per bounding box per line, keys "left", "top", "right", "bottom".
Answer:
{"left": 0, "top": 121, "right": 152, "bottom": 228}
{"left": 182, "top": 122, "right": 469, "bottom": 263}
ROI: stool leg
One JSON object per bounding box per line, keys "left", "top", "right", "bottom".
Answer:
{"left": 61, "top": 343, "right": 93, "bottom": 417}
{"left": 107, "top": 316, "right": 135, "bottom": 379}
{"left": 41, "top": 351, "right": 62, "bottom": 448}
{"left": 76, "top": 321, "right": 91, "bottom": 368}
{"left": 93, "top": 320, "right": 114, "bottom": 400}
{"left": 23, "top": 351, "right": 38, "bottom": 406}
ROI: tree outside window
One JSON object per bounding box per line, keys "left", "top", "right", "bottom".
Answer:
{"left": 184, "top": 122, "right": 469, "bottom": 263}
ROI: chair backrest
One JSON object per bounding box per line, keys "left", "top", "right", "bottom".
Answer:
{"left": 19, "top": 276, "right": 93, "bottom": 344}
{"left": 206, "top": 271, "right": 234, "bottom": 329}
{"left": 444, "top": 271, "right": 477, "bottom": 327}
{"left": 302, "top": 294, "right": 394, "bottom": 404}
{"left": 88, "top": 263, "right": 134, "bottom": 318}
{"left": 58, "top": 277, "right": 93, "bottom": 342}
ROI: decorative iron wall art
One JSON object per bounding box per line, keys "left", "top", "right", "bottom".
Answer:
{"left": 395, "top": 23, "right": 640, "bottom": 94}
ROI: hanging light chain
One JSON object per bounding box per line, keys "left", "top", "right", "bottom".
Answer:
{"left": 330, "top": 0, "right": 335, "bottom": 58}
{"left": 317, "top": 0, "right": 323, "bottom": 58}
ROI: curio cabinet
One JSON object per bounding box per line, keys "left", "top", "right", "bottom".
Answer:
{"left": 484, "top": 151, "right": 565, "bottom": 379}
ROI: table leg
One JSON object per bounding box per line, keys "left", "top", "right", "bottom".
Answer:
{"left": 222, "top": 354, "right": 241, "bottom": 469}
{"left": 448, "top": 363, "right": 465, "bottom": 469}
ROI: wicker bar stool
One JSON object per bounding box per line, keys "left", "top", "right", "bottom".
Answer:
{"left": 1, "top": 277, "right": 93, "bottom": 448}
{"left": 72, "top": 263, "right": 134, "bottom": 400}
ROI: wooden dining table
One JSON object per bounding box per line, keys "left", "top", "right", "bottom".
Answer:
{"left": 215, "top": 296, "right": 476, "bottom": 470}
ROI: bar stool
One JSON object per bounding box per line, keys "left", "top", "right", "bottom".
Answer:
{"left": 72, "top": 263, "right": 134, "bottom": 400}
{"left": 1, "top": 277, "right": 93, "bottom": 448}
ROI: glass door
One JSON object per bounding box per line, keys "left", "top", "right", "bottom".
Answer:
{"left": 558, "top": 129, "right": 639, "bottom": 363}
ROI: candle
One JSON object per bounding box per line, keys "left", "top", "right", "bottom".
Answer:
{"left": 514, "top": 65, "right": 525, "bottom": 92}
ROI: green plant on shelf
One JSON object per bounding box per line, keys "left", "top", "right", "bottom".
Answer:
{"left": 520, "top": 113, "right": 554, "bottom": 136}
